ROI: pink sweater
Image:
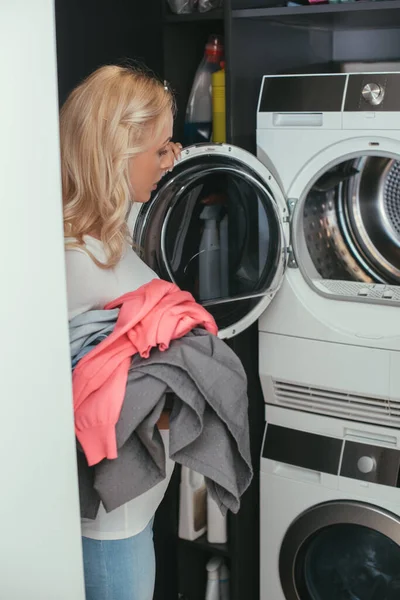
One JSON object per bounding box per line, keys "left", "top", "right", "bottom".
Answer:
{"left": 73, "top": 279, "right": 218, "bottom": 466}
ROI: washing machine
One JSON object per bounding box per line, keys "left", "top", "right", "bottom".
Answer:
{"left": 128, "top": 141, "right": 289, "bottom": 340}
{"left": 261, "top": 404, "right": 400, "bottom": 600}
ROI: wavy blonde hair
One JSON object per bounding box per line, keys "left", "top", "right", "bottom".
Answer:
{"left": 60, "top": 64, "right": 175, "bottom": 268}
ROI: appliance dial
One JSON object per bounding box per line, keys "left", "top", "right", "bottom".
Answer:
{"left": 357, "top": 455, "right": 376, "bottom": 474}
{"left": 362, "top": 82, "right": 385, "bottom": 106}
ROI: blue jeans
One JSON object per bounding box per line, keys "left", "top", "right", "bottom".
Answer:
{"left": 82, "top": 519, "right": 155, "bottom": 600}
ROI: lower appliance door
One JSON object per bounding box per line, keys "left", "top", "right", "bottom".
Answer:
{"left": 280, "top": 500, "right": 400, "bottom": 600}
{"left": 133, "top": 143, "right": 288, "bottom": 339}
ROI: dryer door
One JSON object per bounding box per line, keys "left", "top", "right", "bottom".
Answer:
{"left": 132, "top": 143, "right": 288, "bottom": 339}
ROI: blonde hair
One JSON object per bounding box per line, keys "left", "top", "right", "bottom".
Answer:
{"left": 60, "top": 64, "right": 175, "bottom": 268}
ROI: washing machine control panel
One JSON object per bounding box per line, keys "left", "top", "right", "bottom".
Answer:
{"left": 345, "top": 72, "right": 400, "bottom": 112}
{"left": 262, "top": 424, "right": 400, "bottom": 488}
{"left": 340, "top": 440, "right": 400, "bottom": 486}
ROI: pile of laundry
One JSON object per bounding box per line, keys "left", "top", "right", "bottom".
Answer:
{"left": 69, "top": 278, "right": 253, "bottom": 520}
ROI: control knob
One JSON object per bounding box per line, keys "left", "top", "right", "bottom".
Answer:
{"left": 357, "top": 456, "right": 376, "bottom": 474}
{"left": 362, "top": 83, "right": 385, "bottom": 106}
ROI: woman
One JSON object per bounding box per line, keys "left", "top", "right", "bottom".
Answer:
{"left": 60, "top": 64, "right": 182, "bottom": 600}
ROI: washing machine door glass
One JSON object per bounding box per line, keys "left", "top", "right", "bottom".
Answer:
{"left": 133, "top": 145, "right": 287, "bottom": 337}
{"left": 279, "top": 501, "right": 400, "bottom": 600}
{"left": 303, "top": 524, "right": 400, "bottom": 599}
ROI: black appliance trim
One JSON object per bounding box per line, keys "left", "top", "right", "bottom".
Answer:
{"left": 259, "top": 74, "right": 346, "bottom": 113}
{"left": 262, "top": 424, "right": 342, "bottom": 475}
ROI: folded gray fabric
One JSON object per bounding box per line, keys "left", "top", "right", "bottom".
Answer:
{"left": 77, "top": 329, "right": 253, "bottom": 519}
{"left": 69, "top": 308, "right": 119, "bottom": 363}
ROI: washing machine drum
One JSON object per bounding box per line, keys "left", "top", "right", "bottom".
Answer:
{"left": 132, "top": 148, "right": 286, "bottom": 337}
{"left": 302, "top": 524, "right": 400, "bottom": 599}
{"left": 303, "top": 155, "right": 400, "bottom": 285}
{"left": 279, "top": 500, "right": 400, "bottom": 600}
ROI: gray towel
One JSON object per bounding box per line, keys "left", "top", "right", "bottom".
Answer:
{"left": 78, "top": 329, "right": 253, "bottom": 519}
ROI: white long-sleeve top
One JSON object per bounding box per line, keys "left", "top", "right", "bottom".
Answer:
{"left": 65, "top": 235, "right": 174, "bottom": 540}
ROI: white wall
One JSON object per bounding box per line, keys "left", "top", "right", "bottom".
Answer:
{"left": 0, "top": 1, "right": 85, "bottom": 598}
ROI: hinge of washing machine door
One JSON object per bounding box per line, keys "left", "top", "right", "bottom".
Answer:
{"left": 286, "top": 198, "right": 297, "bottom": 218}
{"left": 286, "top": 199, "right": 297, "bottom": 268}
{"left": 287, "top": 245, "right": 297, "bottom": 268}
{"left": 283, "top": 199, "right": 296, "bottom": 223}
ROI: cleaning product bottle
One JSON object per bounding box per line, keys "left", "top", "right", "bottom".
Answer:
{"left": 207, "top": 492, "right": 228, "bottom": 544}
{"left": 184, "top": 34, "right": 224, "bottom": 146}
{"left": 199, "top": 205, "right": 222, "bottom": 301}
{"left": 219, "top": 562, "right": 230, "bottom": 600}
{"left": 178, "top": 467, "right": 207, "bottom": 541}
{"left": 211, "top": 62, "right": 226, "bottom": 143}
{"left": 219, "top": 213, "right": 229, "bottom": 298}
{"left": 205, "top": 556, "right": 222, "bottom": 600}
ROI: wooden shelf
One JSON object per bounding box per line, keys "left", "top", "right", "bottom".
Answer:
{"left": 165, "top": 8, "right": 223, "bottom": 22}
{"left": 232, "top": 1, "right": 400, "bottom": 29}
{"left": 179, "top": 534, "right": 230, "bottom": 557}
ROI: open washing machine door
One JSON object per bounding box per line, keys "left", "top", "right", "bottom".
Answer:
{"left": 131, "top": 143, "right": 288, "bottom": 339}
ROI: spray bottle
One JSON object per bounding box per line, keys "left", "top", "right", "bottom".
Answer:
{"left": 199, "top": 205, "right": 222, "bottom": 301}
{"left": 184, "top": 35, "right": 224, "bottom": 145}
{"left": 205, "top": 556, "right": 222, "bottom": 600}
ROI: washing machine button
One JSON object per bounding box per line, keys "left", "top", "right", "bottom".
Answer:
{"left": 382, "top": 289, "right": 394, "bottom": 299}
{"left": 357, "top": 456, "right": 376, "bottom": 474}
{"left": 362, "top": 82, "right": 385, "bottom": 106}
{"left": 357, "top": 288, "right": 369, "bottom": 297}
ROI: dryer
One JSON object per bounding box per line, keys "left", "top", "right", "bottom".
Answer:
{"left": 257, "top": 72, "right": 400, "bottom": 430}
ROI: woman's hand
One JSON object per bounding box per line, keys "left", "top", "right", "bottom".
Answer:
{"left": 169, "top": 141, "right": 183, "bottom": 162}
{"left": 157, "top": 410, "right": 171, "bottom": 430}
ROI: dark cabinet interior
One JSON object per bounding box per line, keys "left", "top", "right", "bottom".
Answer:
{"left": 55, "top": 0, "right": 163, "bottom": 106}
{"left": 55, "top": 2, "right": 400, "bottom": 598}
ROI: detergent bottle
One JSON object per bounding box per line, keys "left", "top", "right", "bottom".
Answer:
{"left": 184, "top": 35, "right": 224, "bottom": 145}
{"left": 212, "top": 61, "right": 226, "bottom": 143}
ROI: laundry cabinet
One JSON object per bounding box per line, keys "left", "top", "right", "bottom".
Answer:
{"left": 158, "top": 6, "right": 400, "bottom": 599}
{"left": 55, "top": 1, "right": 400, "bottom": 599}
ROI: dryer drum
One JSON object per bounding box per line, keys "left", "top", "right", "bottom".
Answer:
{"left": 303, "top": 155, "right": 400, "bottom": 285}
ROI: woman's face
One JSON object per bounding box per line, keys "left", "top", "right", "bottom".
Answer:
{"left": 129, "top": 112, "right": 174, "bottom": 203}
